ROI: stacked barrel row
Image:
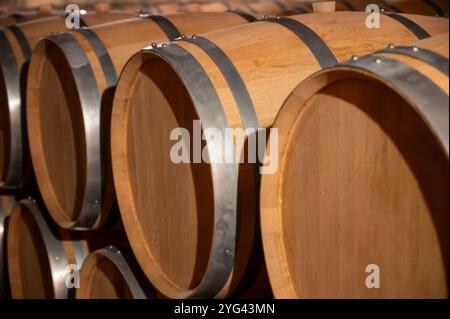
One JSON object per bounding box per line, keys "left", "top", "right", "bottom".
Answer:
{"left": 2, "top": 0, "right": 450, "bottom": 25}
{"left": 0, "top": 0, "right": 448, "bottom": 299}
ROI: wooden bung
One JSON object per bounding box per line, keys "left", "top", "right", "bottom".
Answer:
{"left": 110, "top": 12, "right": 448, "bottom": 298}
{"left": 76, "top": 245, "right": 156, "bottom": 299}
{"left": 0, "top": 10, "right": 136, "bottom": 191}
{"left": 0, "top": 195, "right": 16, "bottom": 298}
{"left": 95, "top": 2, "right": 111, "bottom": 13}
{"left": 312, "top": 1, "right": 336, "bottom": 13}
{"left": 39, "top": 5, "right": 53, "bottom": 14}
{"left": 260, "top": 33, "right": 449, "bottom": 298}
{"left": 26, "top": 11, "right": 254, "bottom": 230}
{"left": 198, "top": 2, "right": 230, "bottom": 13}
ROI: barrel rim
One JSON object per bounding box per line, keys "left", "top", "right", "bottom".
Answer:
{"left": 0, "top": 29, "right": 24, "bottom": 190}
{"left": 27, "top": 35, "right": 104, "bottom": 230}
{"left": 261, "top": 55, "right": 449, "bottom": 298}
{"left": 111, "top": 47, "right": 238, "bottom": 298}
{"left": 77, "top": 245, "right": 151, "bottom": 299}
{"left": 7, "top": 198, "right": 71, "bottom": 298}
{"left": 339, "top": 54, "right": 449, "bottom": 157}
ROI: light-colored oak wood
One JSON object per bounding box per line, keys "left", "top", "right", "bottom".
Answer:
{"left": 260, "top": 33, "right": 449, "bottom": 298}
{"left": 26, "top": 11, "right": 251, "bottom": 229}
{"left": 312, "top": 1, "right": 336, "bottom": 13}
{"left": 334, "top": 0, "right": 448, "bottom": 16}
{"left": 0, "top": 11, "right": 56, "bottom": 26}
{"left": 16, "top": 0, "right": 64, "bottom": 10}
{"left": 0, "top": 10, "right": 136, "bottom": 189}
{"left": 111, "top": 12, "right": 448, "bottom": 298}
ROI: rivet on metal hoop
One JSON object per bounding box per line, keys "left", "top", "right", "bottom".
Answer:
{"left": 413, "top": 46, "right": 419, "bottom": 52}
{"left": 375, "top": 57, "right": 383, "bottom": 64}
{"left": 388, "top": 43, "right": 395, "bottom": 49}
{"left": 351, "top": 55, "right": 359, "bottom": 61}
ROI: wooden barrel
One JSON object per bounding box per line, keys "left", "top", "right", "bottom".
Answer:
{"left": 17, "top": 0, "right": 64, "bottom": 10}
{"left": 0, "top": 195, "right": 16, "bottom": 298}
{"left": 0, "top": 13, "right": 29, "bottom": 26}
{"left": 26, "top": 11, "right": 254, "bottom": 230}
{"left": 110, "top": 12, "right": 448, "bottom": 299}
{"left": 0, "top": 10, "right": 135, "bottom": 191}
{"left": 76, "top": 245, "right": 156, "bottom": 299}
{"left": 243, "top": 0, "right": 300, "bottom": 14}
{"left": 184, "top": 1, "right": 230, "bottom": 13}
{"left": 7, "top": 198, "right": 90, "bottom": 298}
{"left": 334, "top": 0, "right": 448, "bottom": 16}
{"left": 386, "top": 0, "right": 448, "bottom": 16}
{"left": 260, "top": 33, "right": 449, "bottom": 298}
{"left": 151, "top": 1, "right": 296, "bottom": 15}
{"left": 0, "top": 9, "right": 58, "bottom": 26}
{"left": 238, "top": 0, "right": 450, "bottom": 16}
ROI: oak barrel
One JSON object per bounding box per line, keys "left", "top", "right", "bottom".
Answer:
{"left": 26, "top": 11, "right": 254, "bottom": 229}
{"left": 0, "top": 10, "right": 135, "bottom": 191}
{"left": 260, "top": 33, "right": 449, "bottom": 298}
{"left": 7, "top": 198, "right": 90, "bottom": 298}
{"left": 0, "top": 7, "right": 60, "bottom": 26}
{"left": 76, "top": 245, "right": 156, "bottom": 299}
{"left": 333, "top": 0, "right": 449, "bottom": 16}
{"left": 0, "top": 12, "right": 46, "bottom": 26}
{"left": 110, "top": 12, "right": 448, "bottom": 298}
{"left": 0, "top": 195, "right": 15, "bottom": 298}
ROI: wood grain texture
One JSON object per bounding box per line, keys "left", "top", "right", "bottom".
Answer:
{"left": 260, "top": 33, "right": 449, "bottom": 298}
{"left": 111, "top": 12, "right": 448, "bottom": 298}
{"left": 27, "top": 41, "right": 85, "bottom": 226}
{"left": 127, "top": 59, "right": 213, "bottom": 290}
{"left": 8, "top": 204, "right": 54, "bottom": 298}
{"left": 335, "top": 0, "right": 448, "bottom": 15}
{"left": 0, "top": 11, "right": 135, "bottom": 190}
{"left": 26, "top": 12, "right": 251, "bottom": 229}
{"left": 0, "top": 11, "right": 57, "bottom": 26}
